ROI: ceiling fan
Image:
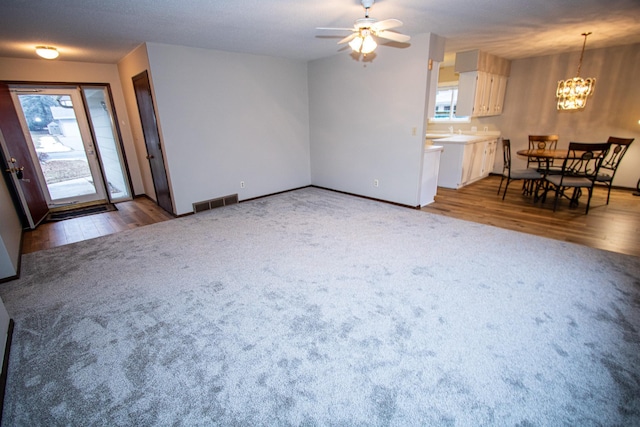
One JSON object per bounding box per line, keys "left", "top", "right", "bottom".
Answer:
{"left": 317, "top": 0, "right": 411, "bottom": 55}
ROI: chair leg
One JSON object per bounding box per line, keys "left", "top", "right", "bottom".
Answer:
{"left": 606, "top": 184, "right": 611, "bottom": 205}
{"left": 524, "top": 179, "right": 535, "bottom": 196}
{"left": 502, "top": 179, "right": 511, "bottom": 200}
{"left": 552, "top": 185, "right": 561, "bottom": 212}
{"left": 540, "top": 181, "right": 550, "bottom": 203}
{"left": 532, "top": 179, "right": 542, "bottom": 202}
{"left": 570, "top": 188, "right": 580, "bottom": 208}
{"left": 585, "top": 186, "right": 594, "bottom": 214}
{"left": 497, "top": 176, "right": 505, "bottom": 195}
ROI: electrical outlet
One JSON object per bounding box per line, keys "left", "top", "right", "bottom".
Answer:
{"left": 240, "top": 181, "right": 245, "bottom": 188}
{"left": 411, "top": 127, "right": 417, "bottom": 136}
{"left": 374, "top": 179, "right": 379, "bottom": 187}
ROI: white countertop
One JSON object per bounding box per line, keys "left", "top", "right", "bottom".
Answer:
{"left": 428, "top": 133, "right": 500, "bottom": 144}
{"left": 424, "top": 144, "right": 444, "bottom": 152}
{"left": 425, "top": 131, "right": 501, "bottom": 143}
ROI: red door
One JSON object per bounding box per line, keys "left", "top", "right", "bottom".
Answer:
{"left": 0, "top": 83, "right": 49, "bottom": 228}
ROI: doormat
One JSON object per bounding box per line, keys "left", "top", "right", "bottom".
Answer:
{"left": 46, "top": 204, "right": 117, "bottom": 222}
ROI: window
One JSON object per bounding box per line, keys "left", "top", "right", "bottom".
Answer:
{"left": 431, "top": 84, "right": 469, "bottom": 122}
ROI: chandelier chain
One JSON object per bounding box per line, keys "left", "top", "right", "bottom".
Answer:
{"left": 576, "top": 32, "right": 591, "bottom": 77}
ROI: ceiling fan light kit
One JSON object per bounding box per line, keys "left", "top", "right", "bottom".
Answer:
{"left": 349, "top": 29, "right": 377, "bottom": 54}
{"left": 317, "top": 0, "right": 410, "bottom": 57}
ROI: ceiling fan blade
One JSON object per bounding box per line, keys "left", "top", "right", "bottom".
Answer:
{"left": 316, "top": 27, "right": 355, "bottom": 32}
{"left": 372, "top": 19, "right": 403, "bottom": 31}
{"left": 338, "top": 33, "right": 357, "bottom": 44}
{"left": 376, "top": 31, "right": 411, "bottom": 43}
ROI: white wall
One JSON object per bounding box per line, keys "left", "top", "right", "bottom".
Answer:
{"left": 139, "top": 43, "right": 311, "bottom": 215}
{"left": 0, "top": 175, "right": 21, "bottom": 280}
{"left": 308, "top": 33, "right": 439, "bottom": 207}
{"left": 0, "top": 57, "right": 145, "bottom": 195}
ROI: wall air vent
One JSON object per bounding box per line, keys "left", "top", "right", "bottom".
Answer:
{"left": 223, "top": 194, "right": 238, "bottom": 205}
{"left": 192, "top": 193, "right": 238, "bottom": 213}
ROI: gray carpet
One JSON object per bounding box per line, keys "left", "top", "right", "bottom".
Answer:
{"left": 0, "top": 187, "right": 638, "bottom": 426}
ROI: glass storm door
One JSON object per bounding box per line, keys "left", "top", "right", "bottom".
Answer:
{"left": 83, "top": 86, "right": 131, "bottom": 201}
{"left": 11, "top": 88, "right": 107, "bottom": 208}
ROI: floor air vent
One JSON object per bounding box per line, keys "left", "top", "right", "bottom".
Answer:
{"left": 193, "top": 194, "right": 238, "bottom": 213}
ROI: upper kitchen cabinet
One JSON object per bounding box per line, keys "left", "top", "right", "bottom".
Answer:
{"left": 455, "top": 50, "right": 511, "bottom": 118}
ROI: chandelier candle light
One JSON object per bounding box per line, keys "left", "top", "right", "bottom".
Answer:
{"left": 556, "top": 32, "right": 595, "bottom": 110}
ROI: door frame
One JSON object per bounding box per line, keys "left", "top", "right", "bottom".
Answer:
{"left": 0, "top": 80, "right": 134, "bottom": 228}
{"left": 10, "top": 87, "right": 108, "bottom": 208}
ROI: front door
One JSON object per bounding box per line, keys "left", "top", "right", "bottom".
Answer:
{"left": 132, "top": 71, "right": 173, "bottom": 214}
{"left": 10, "top": 88, "right": 108, "bottom": 209}
{"left": 0, "top": 83, "right": 48, "bottom": 228}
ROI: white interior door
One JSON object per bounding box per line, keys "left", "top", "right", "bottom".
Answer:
{"left": 10, "top": 88, "right": 107, "bottom": 208}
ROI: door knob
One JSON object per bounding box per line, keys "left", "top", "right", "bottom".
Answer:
{"left": 5, "top": 165, "right": 25, "bottom": 179}
{"left": 146, "top": 154, "right": 155, "bottom": 159}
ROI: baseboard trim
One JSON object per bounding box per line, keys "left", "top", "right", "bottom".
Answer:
{"left": 310, "top": 185, "right": 419, "bottom": 209}
{"left": 0, "top": 318, "right": 15, "bottom": 426}
{"left": 0, "top": 275, "right": 18, "bottom": 285}
{"left": 240, "top": 186, "right": 312, "bottom": 204}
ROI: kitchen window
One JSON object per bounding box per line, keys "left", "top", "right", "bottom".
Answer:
{"left": 431, "top": 84, "right": 469, "bottom": 122}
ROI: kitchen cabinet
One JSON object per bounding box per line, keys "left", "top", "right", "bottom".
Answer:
{"left": 489, "top": 75, "right": 507, "bottom": 115}
{"left": 436, "top": 135, "right": 499, "bottom": 189}
{"left": 483, "top": 138, "right": 498, "bottom": 175}
{"left": 454, "top": 49, "right": 510, "bottom": 117}
{"left": 420, "top": 145, "right": 443, "bottom": 206}
{"left": 457, "top": 72, "right": 508, "bottom": 117}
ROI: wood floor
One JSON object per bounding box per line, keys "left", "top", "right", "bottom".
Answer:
{"left": 22, "top": 178, "right": 640, "bottom": 258}
{"left": 421, "top": 175, "right": 640, "bottom": 258}
{"left": 21, "top": 197, "right": 174, "bottom": 254}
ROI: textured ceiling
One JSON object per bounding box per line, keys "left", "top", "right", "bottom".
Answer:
{"left": 1, "top": 0, "right": 639, "bottom": 64}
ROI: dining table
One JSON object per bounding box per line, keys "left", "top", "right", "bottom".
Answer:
{"left": 516, "top": 146, "right": 613, "bottom": 208}
{"left": 516, "top": 148, "right": 569, "bottom": 202}
{"left": 516, "top": 148, "right": 568, "bottom": 161}
{"left": 516, "top": 148, "right": 569, "bottom": 175}
{"left": 517, "top": 148, "right": 568, "bottom": 174}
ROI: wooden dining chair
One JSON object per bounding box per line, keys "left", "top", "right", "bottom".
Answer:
{"left": 497, "top": 139, "right": 543, "bottom": 200}
{"left": 543, "top": 142, "right": 610, "bottom": 214}
{"left": 527, "top": 135, "right": 559, "bottom": 172}
{"left": 595, "top": 136, "right": 635, "bottom": 204}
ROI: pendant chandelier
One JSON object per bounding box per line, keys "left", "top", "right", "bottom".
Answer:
{"left": 556, "top": 32, "right": 595, "bottom": 110}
